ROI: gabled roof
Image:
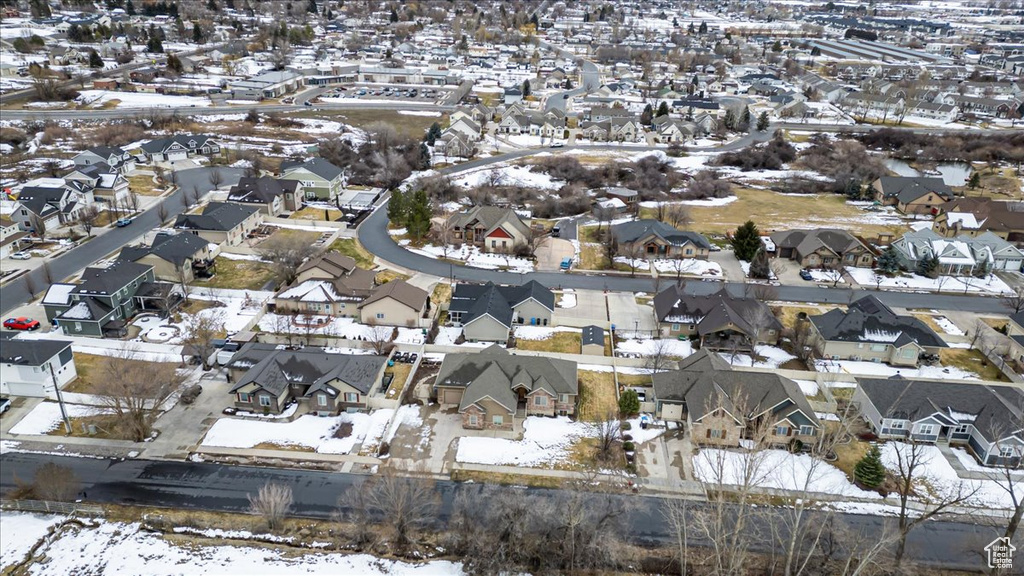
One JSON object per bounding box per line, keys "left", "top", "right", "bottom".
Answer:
{"left": 228, "top": 344, "right": 387, "bottom": 396}
{"left": 0, "top": 339, "right": 72, "bottom": 366}
{"left": 436, "top": 344, "right": 577, "bottom": 413}
{"left": 174, "top": 202, "right": 259, "bottom": 232}
{"left": 227, "top": 176, "right": 300, "bottom": 204}
{"left": 875, "top": 176, "right": 954, "bottom": 204}
{"left": 119, "top": 232, "right": 208, "bottom": 268}
{"left": 280, "top": 158, "right": 344, "bottom": 182}
{"left": 614, "top": 219, "right": 712, "bottom": 249}
{"left": 447, "top": 206, "right": 531, "bottom": 240}
{"left": 770, "top": 228, "right": 868, "bottom": 258}
{"left": 809, "top": 295, "right": 947, "bottom": 349}
{"left": 652, "top": 286, "right": 781, "bottom": 336}
{"left": 856, "top": 376, "right": 1024, "bottom": 436}
{"left": 298, "top": 251, "right": 357, "bottom": 279}
{"left": 653, "top": 349, "right": 820, "bottom": 427}
{"left": 140, "top": 134, "right": 216, "bottom": 154}
{"left": 581, "top": 325, "right": 604, "bottom": 347}
{"left": 74, "top": 261, "right": 152, "bottom": 296}
{"left": 358, "top": 279, "right": 427, "bottom": 312}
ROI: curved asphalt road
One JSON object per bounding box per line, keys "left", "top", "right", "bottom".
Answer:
{"left": 0, "top": 167, "right": 243, "bottom": 315}
{"left": 0, "top": 452, "right": 1002, "bottom": 571}
{"left": 359, "top": 203, "right": 1009, "bottom": 313}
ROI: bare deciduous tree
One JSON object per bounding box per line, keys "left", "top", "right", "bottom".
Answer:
{"left": 248, "top": 482, "right": 293, "bottom": 531}
{"left": 95, "top": 346, "right": 184, "bottom": 441}
{"left": 33, "top": 463, "right": 80, "bottom": 502}
{"left": 156, "top": 201, "right": 169, "bottom": 224}
{"left": 593, "top": 410, "right": 622, "bottom": 462}
{"left": 76, "top": 204, "right": 100, "bottom": 237}
{"left": 28, "top": 213, "right": 47, "bottom": 240}
{"left": 349, "top": 466, "right": 439, "bottom": 552}
{"left": 182, "top": 309, "right": 224, "bottom": 370}
{"left": 256, "top": 234, "right": 319, "bottom": 287}
{"left": 367, "top": 324, "right": 395, "bottom": 355}
{"left": 208, "top": 167, "right": 223, "bottom": 190}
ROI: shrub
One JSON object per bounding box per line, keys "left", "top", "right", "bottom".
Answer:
{"left": 621, "top": 421, "right": 632, "bottom": 431}
{"left": 622, "top": 441, "right": 635, "bottom": 452}
{"left": 618, "top": 389, "right": 640, "bottom": 416}
{"left": 854, "top": 445, "right": 886, "bottom": 489}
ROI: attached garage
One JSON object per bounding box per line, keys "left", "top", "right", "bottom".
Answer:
{"left": 439, "top": 387, "right": 464, "bottom": 406}
{"left": 2, "top": 380, "right": 47, "bottom": 397}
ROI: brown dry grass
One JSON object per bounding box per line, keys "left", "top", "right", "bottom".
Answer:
{"left": 577, "top": 370, "right": 618, "bottom": 421}
{"left": 290, "top": 206, "right": 340, "bottom": 221}
{"left": 516, "top": 331, "right": 582, "bottom": 354}
{"left": 64, "top": 353, "right": 177, "bottom": 394}
{"left": 328, "top": 238, "right": 375, "bottom": 269}
{"left": 384, "top": 363, "right": 413, "bottom": 401}
{"left": 430, "top": 282, "right": 451, "bottom": 305}
{"left": 193, "top": 258, "right": 277, "bottom": 291}
{"left": 579, "top": 243, "right": 609, "bottom": 270}
{"left": 832, "top": 438, "right": 872, "bottom": 481}
{"left": 773, "top": 305, "right": 834, "bottom": 330}
{"left": 375, "top": 269, "right": 410, "bottom": 284}
{"left": 450, "top": 469, "right": 563, "bottom": 488}
{"left": 939, "top": 348, "right": 1008, "bottom": 382}
{"left": 127, "top": 174, "right": 164, "bottom": 196}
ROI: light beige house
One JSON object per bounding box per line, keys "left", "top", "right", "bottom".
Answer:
{"left": 118, "top": 231, "right": 215, "bottom": 282}
{"left": 769, "top": 228, "right": 875, "bottom": 269}
{"left": 449, "top": 281, "right": 555, "bottom": 343}
{"left": 448, "top": 206, "right": 531, "bottom": 253}
{"left": 435, "top": 345, "right": 578, "bottom": 430}
{"left": 173, "top": 202, "right": 262, "bottom": 247}
{"left": 613, "top": 219, "right": 712, "bottom": 260}
{"left": 652, "top": 350, "right": 821, "bottom": 448}
{"left": 275, "top": 252, "right": 377, "bottom": 317}
{"left": 808, "top": 296, "right": 947, "bottom": 367}
{"left": 358, "top": 279, "right": 430, "bottom": 327}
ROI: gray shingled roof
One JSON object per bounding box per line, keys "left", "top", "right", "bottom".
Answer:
{"left": 875, "top": 176, "right": 954, "bottom": 204}
{"left": 119, "top": 232, "right": 208, "bottom": 268}
{"left": 0, "top": 339, "right": 72, "bottom": 366}
{"left": 450, "top": 281, "right": 554, "bottom": 327}
{"left": 227, "top": 176, "right": 300, "bottom": 204}
{"left": 174, "top": 202, "right": 259, "bottom": 232}
{"left": 809, "top": 295, "right": 947, "bottom": 349}
{"left": 613, "top": 219, "right": 711, "bottom": 249}
{"left": 228, "top": 344, "right": 387, "bottom": 396}
{"left": 280, "top": 158, "right": 344, "bottom": 181}
{"left": 770, "top": 228, "right": 867, "bottom": 259}
{"left": 652, "top": 285, "right": 781, "bottom": 335}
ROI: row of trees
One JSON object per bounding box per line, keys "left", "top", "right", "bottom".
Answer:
{"left": 387, "top": 189, "right": 432, "bottom": 241}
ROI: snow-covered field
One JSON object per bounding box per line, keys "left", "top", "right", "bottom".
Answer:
{"left": 612, "top": 257, "right": 722, "bottom": 276}
{"left": 451, "top": 165, "right": 563, "bottom": 191}
{"left": 718, "top": 346, "right": 796, "bottom": 369}
{"left": 617, "top": 338, "right": 693, "bottom": 358}
{"left": 933, "top": 316, "right": 965, "bottom": 336}
{"left": 694, "top": 448, "right": 880, "bottom": 499}
{"left": 880, "top": 442, "right": 1014, "bottom": 509}
{"left": 847, "top": 268, "right": 1014, "bottom": 295}
{"left": 0, "top": 513, "right": 464, "bottom": 575}
{"left": 76, "top": 90, "right": 211, "bottom": 109}
{"left": 513, "top": 325, "right": 579, "bottom": 340}
{"left": 201, "top": 410, "right": 394, "bottom": 454}
{"left": 258, "top": 313, "right": 395, "bottom": 341}
{"left": 815, "top": 359, "right": 979, "bottom": 380}
{"left": 407, "top": 243, "right": 535, "bottom": 273}
{"left": 9, "top": 402, "right": 112, "bottom": 436}
{"left": 456, "top": 416, "right": 662, "bottom": 467}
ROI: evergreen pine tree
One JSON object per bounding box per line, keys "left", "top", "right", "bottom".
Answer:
{"left": 418, "top": 143, "right": 431, "bottom": 169}
{"left": 522, "top": 79, "right": 531, "bottom": 97}
{"left": 723, "top": 109, "right": 735, "bottom": 130}
{"left": 192, "top": 22, "right": 204, "bottom": 44}
{"left": 740, "top": 106, "right": 751, "bottom": 130}
{"left": 731, "top": 220, "right": 762, "bottom": 261}
{"left": 968, "top": 171, "right": 981, "bottom": 189}
{"left": 387, "top": 189, "right": 406, "bottom": 223}
{"left": 916, "top": 254, "right": 940, "bottom": 278}
{"left": 757, "top": 111, "right": 770, "bottom": 131}
{"left": 307, "top": 0, "right": 317, "bottom": 13}
{"left": 147, "top": 36, "right": 164, "bottom": 53}
{"left": 126, "top": 0, "right": 135, "bottom": 15}
{"left": 406, "top": 190, "right": 432, "bottom": 240}
{"left": 618, "top": 389, "right": 640, "bottom": 416}
{"left": 207, "top": 0, "right": 217, "bottom": 10}
{"left": 88, "top": 50, "right": 103, "bottom": 68}
{"left": 748, "top": 247, "right": 771, "bottom": 279}
{"left": 640, "top": 103, "right": 653, "bottom": 125}
{"left": 657, "top": 101, "right": 670, "bottom": 117}
{"left": 687, "top": 22, "right": 695, "bottom": 34}
{"left": 390, "top": 8, "right": 399, "bottom": 22}
{"left": 854, "top": 446, "right": 886, "bottom": 489}
{"left": 699, "top": 20, "right": 707, "bottom": 34}
{"left": 877, "top": 246, "right": 901, "bottom": 274}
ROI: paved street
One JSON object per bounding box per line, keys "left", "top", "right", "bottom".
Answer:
{"left": 0, "top": 167, "right": 243, "bottom": 316}
{"left": 0, "top": 451, "right": 1002, "bottom": 570}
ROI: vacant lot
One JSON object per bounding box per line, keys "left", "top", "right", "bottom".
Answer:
{"left": 328, "top": 238, "right": 375, "bottom": 269}
{"left": 293, "top": 109, "right": 443, "bottom": 140}
{"left": 577, "top": 370, "right": 618, "bottom": 421}
{"left": 668, "top": 187, "right": 905, "bottom": 238}
{"left": 194, "top": 258, "right": 277, "bottom": 291}
{"left": 516, "top": 332, "right": 581, "bottom": 354}
{"left": 774, "top": 304, "right": 836, "bottom": 330}
{"left": 127, "top": 174, "right": 164, "bottom": 196}
{"left": 290, "top": 206, "right": 341, "bottom": 221}
{"left": 940, "top": 348, "right": 1008, "bottom": 382}
{"left": 64, "top": 353, "right": 179, "bottom": 395}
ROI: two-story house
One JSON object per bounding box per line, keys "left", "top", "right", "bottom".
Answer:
{"left": 273, "top": 252, "right": 378, "bottom": 317}
{"left": 0, "top": 338, "right": 77, "bottom": 397}
{"left": 279, "top": 158, "right": 346, "bottom": 203}
{"left": 854, "top": 376, "right": 1024, "bottom": 468}
{"left": 118, "top": 231, "right": 215, "bottom": 282}
{"left": 225, "top": 344, "right": 388, "bottom": 415}
{"left": 653, "top": 286, "right": 781, "bottom": 352}
{"left": 73, "top": 146, "right": 135, "bottom": 175}
{"left": 11, "top": 180, "right": 94, "bottom": 232}
{"left": 173, "top": 202, "right": 263, "bottom": 247}
{"left": 872, "top": 176, "right": 955, "bottom": 215}
{"left": 225, "top": 176, "right": 304, "bottom": 216}
{"left": 63, "top": 163, "right": 130, "bottom": 205}
{"left": 653, "top": 349, "right": 821, "bottom": 448}
{"left": 435, "top": 345, "right": 578, "bottom": 430}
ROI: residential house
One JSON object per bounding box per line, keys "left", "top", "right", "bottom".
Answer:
{"left": 497, "top": 113, "right": 530, "bottom": 135}
{"left": 853, "top": 377, "right": 1024, "bottom": 468}
{"left": 358, "top": 279, "right": 430, "bottom": 327}
{"left": 226, "top": 344, "right": 388, "bottom": 415}
{"left": 435, "top": 345, "right": 577, "bottom": 430}
{"left": 586, "top": 106, "right": 635, "bottom": 122}
{"left": 437, "top": 131, "right": 475, "bottom": 159}
{"left": 613, "top": 219, "right": 712, "bottom": 260}
{"left": 0, "top": 215, "right": 28, "bottom": 260}
{"left": 527, "top": 112, "right": 566, "bottom": 138}
{"left": 892, "top": 228, "right": 1022, "bottom": 273}
{"left": 448, "top": 206, "right": 531, "bottom": 253}
{"left": 226, "top": 176, "right": 304, "bottom": 216}
{"left": 798, "top": 73, "right": 847, "bottom": 102}
{"left": 42, "top": 261, "right": 176, "bottom": 337}
{"left": 580, "top": 121, "right": 610, "bottom": 141}
{"left": 141, "top": 135, "right": 221, "bottom": 163}
{"left": 652, "top": 286, "right": 781, "bottom": 351}
{"left": 274, "top": 252, "right": 377, "bottom": 317}
{"left": 0, "top": 339, "right": 77, "bottom": 397}
{"left": 769, "top": 228, "right": 875, "bottom": 269}
{"left": 63, "top": 163, "right": 130, "bottom": 205}
{"left": 73, "top": 146, "right": 135, "bottom": 174}
{"left": 449, "top": 281, "right": 555, "bottom": 342}
{"left": 118, "top": 231, "right": 215, "bottom": 282}
{"left": 872, "top": 176, "right": 955, "bottom": 215}
{"left": 581, "top": 325, "right": 605, "bottom": 356}
{"left": 173, "top": 202, "right": 263, "bottom": 247}
{"left": 652, "top": 349, "right": 821, "bottom": 447}
{"left": 11, "top": 180, "right": 94, "bottom": 231}
{"left": 280, "top": 158, "right": 346, "bottom": 203}
{"left": 608, "top": 117, "right": 643, "bottom": 142}
{"left": 844, "top": 92, "right": 905, "bottom": 120}
{"left": 504, "top": 87, "right": 523, "bottom": 105}
{"left": 808, "top": 295, "right": 947, "bottom": 367}
{"left": 942, "top": 94, "right": 1019, "bottom": 118}
{"left": 450, "top": 104, "right": 492, "bottom": 125}
{"left": 445, "top": 116, "right": 483, "bottom": 141}
{"left": 934, "top": 198, "right": 1024, "bottom": 244}
{"left": 905, "top": 100, "right": 959, "bottom": 123}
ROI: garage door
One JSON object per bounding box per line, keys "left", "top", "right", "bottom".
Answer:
{"left": 6, "top": 382, "right": 46, "bottom": 398}
{"left": 442, "top": 389, "right": 462, "bottom": 405}
{"left": 168, "top": 151, "right": 188, "bottom": 161}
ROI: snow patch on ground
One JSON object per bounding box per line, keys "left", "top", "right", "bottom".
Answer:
{"left": 847, "top": 268, "right": 1013, "bottom": 295}
{"left": 0, "top": 512, "right": 65, "bottom": 571}
{"left": 513, "top": 325, "right": 579, "bottom": 341}
{"left": 718, "top": 346, "right": 796, "bottom": 369}
{"left": 694, "top": 448, "right": 881, "bottom": 498}
{"left": 201, "top": 410, "right": 394, "bottom": 454}
{"left": 815, "top": 359, "right": 978, "bottom": 380}
{"left": 9, "top": 402, "right": 112, "bottom": 436}
{"left": 616, "top": 338, "right": 693, "bottom": 358}
{"left": 880, "top": 442, "right": 1014, "bottom": 509}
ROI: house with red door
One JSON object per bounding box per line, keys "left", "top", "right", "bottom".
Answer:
{"left": 447, "top": 206, "right": 531, "bottom": 253}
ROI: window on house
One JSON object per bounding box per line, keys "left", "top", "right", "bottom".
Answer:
{"left": 317, "top": 394, "right": 328, "bottom": 407}
{"left": 493, "top": 415, "right": 504, "bottom": 426}
{"left": 535, "top": 396, "right": 547, "bottom": 406}
{"left": 468, "top": 414, "right": 478, "bottom": 427}
{"left": 776, "top": 425, "right": 790, "bottom": 436}
{"left": 953, "top": 424, "right": 970, "bottom": 434}
{"left": 890, "top": 420, "right": 905, "bottom": 429}
{"left": 918, "top": 424, "right": 935, "bottom": 436}
{"left": 709, "top": 429, "right": 724, "bottom": 439}
{"left": 1000, "top": 445, "right": 1016, "bottom": 458}
{"left": 238, "top": 393, "right": 251, "bottom": 403}
{"left": 376, "top": 313, "right": 385, "bottom": 320}
{"left": 345, "top": 392, "right": 358, "bottom": 403}
{"left": 258, "top": 395, "right": 271, "bottom": 407}
{"left": 559, "top": 394, "right": 568, "bottom": 403}
{"left": 73, "top": 322, "right": 82, "bottom": 332}
{"left": 901, "top": 348, "right": 917, "bottom": 359}
{"left": 800, "top": 425, "right": 814, "bottom": 436}
{"left": 671, "top": 323, "right": 680, "bottom": 331}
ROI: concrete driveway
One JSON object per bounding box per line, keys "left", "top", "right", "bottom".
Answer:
{"left": 535, "top": 237, "right": 575, "bottom": 271}
{"left": 553, "top": 289, "right": 608, "bottom": 327}
{"left": 710, "top": 250, "right": 746, "bottom": 282}
{"left": 607, "top": 291, "right": 658, "bottom": 336}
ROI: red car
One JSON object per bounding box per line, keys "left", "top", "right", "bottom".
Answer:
{"left": 3, "top": 317, "right": 40, "bottom": 331}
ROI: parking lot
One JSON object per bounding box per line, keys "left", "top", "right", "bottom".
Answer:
{"left": 317, "top": 84, "right": 450, "bottom": 104}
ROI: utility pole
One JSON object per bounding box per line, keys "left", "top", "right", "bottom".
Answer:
{"left": 49, "top": 362, "right": 72, "bottom": 435}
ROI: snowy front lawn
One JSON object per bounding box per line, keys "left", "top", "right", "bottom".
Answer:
{"left": 847, "top": 268, "right": 1013, "bottom": 295}
{"left": 612, "top": 257, "right": 723, "bottom": 277}
{"left": 718, "top": 345, "right": 796, "bottom": 369}
{"left": 933, "top": 316, "right": 965, "bottom": 336}
{"left": 433, "top": 326, "right": 493, "bottom": 348}
{"left": 408, "top": 243, "right": 535, "bottom": 273}
{"left": 693, "top": 448, "right": 881, "bottom": 499}
{"left": 616, "top": 338, "right": 693, "bottom": 358}
{"left": 815, "top": 359, "right": 979, "bottom": 380}
{"left": 201, "top": 410, "right": 394, "bottom": 455}
{"left": 880, "top": 442, "right": 1015, "bottom": 509}
{"left": 9, "top": 402, "right": 112, "bottom": 436}
{"left": 257, "top": 313, "right": 398, "bottom": 341}
{"left": 0, "top": 513, "right": 465, "bottom": 575}
{"left": 455, "top": 416, "right": 663, "bottom": 468}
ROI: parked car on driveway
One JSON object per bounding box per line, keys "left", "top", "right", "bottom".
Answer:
{"left": 9, "top": 251, "right": 30, "bottom": 260}
{"left": 0, "top": 397, "right": 11, "bottom": 415}
{"left": 799, "top": 269, "right": 814, "bottom": 281}
{"left": 3, "top": 317, "right": 40, "bottom": 330}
